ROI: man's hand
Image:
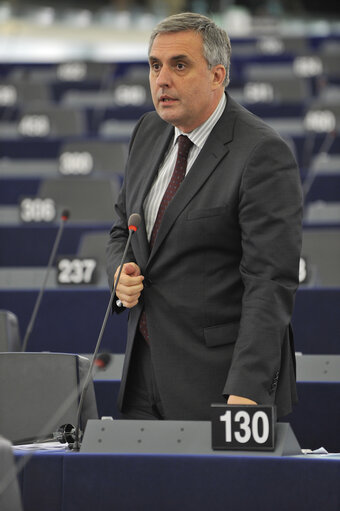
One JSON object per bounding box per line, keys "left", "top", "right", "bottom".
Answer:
{"left": 115, "top": 262, "right": 144, "bottom": 309}
{"left": 227, "top": 395, "right": 257, "bottom": 405}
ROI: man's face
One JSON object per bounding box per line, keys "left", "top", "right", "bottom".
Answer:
{"left": 149, "top": 30, "right": 224, "bottom": 133}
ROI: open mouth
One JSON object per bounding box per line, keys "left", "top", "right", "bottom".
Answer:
{"left": 160, "top": 96, "right": 176, "bottom": 103}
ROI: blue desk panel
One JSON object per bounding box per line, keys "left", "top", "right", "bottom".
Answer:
{"left": 16, "top": 452, "right": 64, "bottom": 511}
{"left": 292, "top": 288, "right": 340, "bottom": 354}
{"left": 0, "top": 289, "right": 128, "bottom": 353}
{"left": 0, "top": 224, "right": 112, "bottom": 266}
{"left": 0, "top": 139, "right": 62, "bottom": 159}
{"left": 0, "top": 178, "right": 41, "bottom": 205}
{"left": 285, "top": 382, "right": 340, "bottom": 452}
{"left": 305, "top": 174, "right": 340, "bottom": 203}
{"left": 15, "top": 450, "right": 340, "bottom": 511}
{"left": 0, "top": 287, "right": 338, "bottom": 355}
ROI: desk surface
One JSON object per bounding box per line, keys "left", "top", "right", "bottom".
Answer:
{"left": 15, "top": 448, "right": 340, "bottom": 511}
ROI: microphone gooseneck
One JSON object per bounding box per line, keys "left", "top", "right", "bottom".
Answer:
{"left": 21, "top": 209, "right": 70, "bottom": 352}
{"left": 70, "top": 213, "right": 141, "bottom": 451}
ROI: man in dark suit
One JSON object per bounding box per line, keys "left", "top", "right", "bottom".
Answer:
{"left": 106, "top": 12, "right": 302, "bottom": 420}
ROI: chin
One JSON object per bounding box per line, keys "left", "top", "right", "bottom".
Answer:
{"left": 158, "top": 111, "right": 179, "bottom": 125}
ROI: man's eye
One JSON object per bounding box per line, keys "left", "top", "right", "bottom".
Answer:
{"left": 176, "top": 63, "right": 185, "bottom": 70}
{"left": 151, "top": 63, "right": 160, "bottom": 71}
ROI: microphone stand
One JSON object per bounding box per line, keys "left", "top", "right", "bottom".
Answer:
{"left": 71, "top": 223, "right": 137, "bottom": 451}
{"left": 21, "top": 210, "right": 69, "bottom": 352}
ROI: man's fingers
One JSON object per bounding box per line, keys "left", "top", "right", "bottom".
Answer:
{"left": 124, "top": 262, "right": 141, "bottom": 276}
{"left": 117, "top": 290, "right": 141, "bottom": 308}
{"left": 117, "top": 280, "right": 144, "bottom": 295}
{"left": 114, "top": 263, "right": 144, "bottom": 284}
{"left": 117, "top": 274, "right": 144, "bottom": 290}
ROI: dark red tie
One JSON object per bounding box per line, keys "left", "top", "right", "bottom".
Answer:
{"left": 139, "top": 135, "right": 193, "bottom": 342}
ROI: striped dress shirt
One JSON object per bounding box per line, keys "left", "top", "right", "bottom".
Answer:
{"left": 143, "top": 93, "right": 226, "bottom": 241}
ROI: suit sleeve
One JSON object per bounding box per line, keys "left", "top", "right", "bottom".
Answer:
{"left": 223, "top": 135, "right": 303, "bottom": 404}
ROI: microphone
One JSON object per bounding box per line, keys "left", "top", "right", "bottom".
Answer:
{"left": 67, "top": 212, "right": 141, "bottom": 450}
{"left": 94, "top": 352, "right": 112, "bottom": 370}
{"left": 127, "top": 213, "right": 140, "bottom": 232}
{"left": 21, "top": 209, "right": 70, "bottom": 352}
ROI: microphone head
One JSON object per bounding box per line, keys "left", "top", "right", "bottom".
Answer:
{"left": 61, "top": 209, "right": 70, "bottom": 221}
{"left": 94, "top": 352, "right": 112, "bottom": 370}
{"left": 128, "top": 213, "right": 141, "bottom": 232}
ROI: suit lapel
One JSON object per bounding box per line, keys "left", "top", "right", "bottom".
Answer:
{"left": 132, "top": 123, "right": 174, "bottom": 266}
{"left": 148, "top": 95, "right": 236, "bottom": 264}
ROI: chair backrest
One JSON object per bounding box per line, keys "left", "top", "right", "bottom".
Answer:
{"left": 0, "top": 310, "right": 21, "bottom": 352}
{"left": 76, "top": 231, "right": 110, "bottom": 286}
{"left": 0, "top": 353, "right": 98, "bottom": 444}
{"left": 319, "top": 41, "right": 340, "bottom": 79}
{"left": 300, "top": 228, "right": 340, "bottom": 286}
{"left": 99, "top": 119, "right": 136, "bottom": 138}
{"left": 304, "top": 100, "right": 340, "bottom": 133}
{"left": 18, "top": 105, "right": 87, "bottom": 137}
{"left": 77, "top": 231, "right": 109, "bottom": 266}
{"left": 0, "top": 79, "right": 51, "bottom": 107}
{"left": 38, "top": 178, "right": 119, "bottom": 222}
{"left": 58, "top": 140, "right": 127, "bottom": 175}
{"left": 111, "top": 65, "right": 153, "bottom": 108}
{"left": 244, "top": 64, "right": 310, "bottom": 102}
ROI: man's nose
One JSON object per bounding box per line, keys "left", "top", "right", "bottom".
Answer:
{"left": 156, "top": 65, "right": 171, "bottom": 87}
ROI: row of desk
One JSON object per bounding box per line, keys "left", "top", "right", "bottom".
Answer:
{"left": 14, "top": 445, "right": 340, "bottom": 511}
{"left": 1, "top": 287, "right": 339, "bottom": 355}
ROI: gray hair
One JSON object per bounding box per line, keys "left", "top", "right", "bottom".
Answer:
{"left": 148, "top": 12, "right": 231, "bottom": 87}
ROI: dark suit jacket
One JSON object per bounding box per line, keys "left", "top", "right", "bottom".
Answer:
{"left": 106, "top": 93, "right": 303, "bottom": 420}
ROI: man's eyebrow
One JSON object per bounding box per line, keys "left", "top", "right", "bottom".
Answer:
{"left": 171, "top": 54, "right": 190, "bottom": 61}
{"left": 149, "top": 54, "right": 190, "bottom": 62}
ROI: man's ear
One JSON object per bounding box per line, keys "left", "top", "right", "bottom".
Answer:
{"left": 211, "top": 64, "right": 226, "bottom": 89}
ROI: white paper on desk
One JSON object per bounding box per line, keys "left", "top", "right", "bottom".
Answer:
{"left": 304, "top": 447, "right": 340, "bottom": 456}
{"left": 13, "top": 441, "right": 69, "bottom": 451}
{"left": 312, "top": 447, "right": 329, "bottom": 454}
